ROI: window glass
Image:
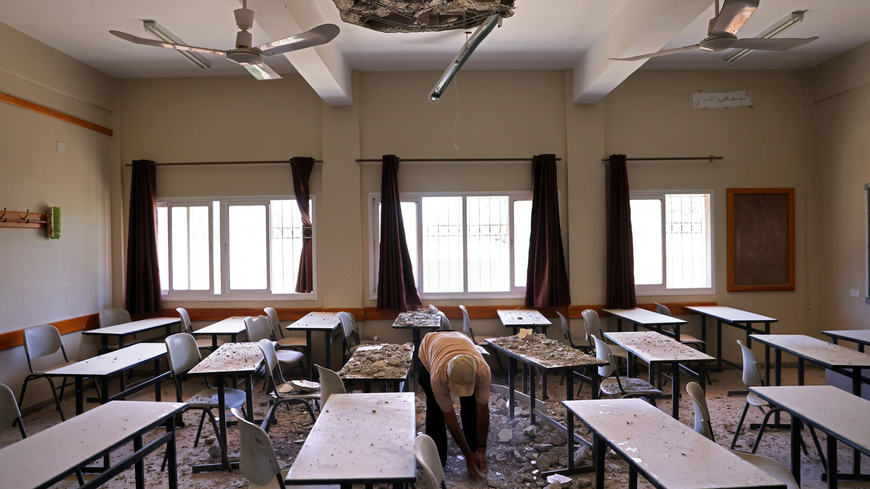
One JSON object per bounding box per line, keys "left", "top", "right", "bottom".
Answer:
{"left": 229, "top": 204, "right": 268, "bottom": 290}
{"left": 213, "top": 201, "right": 221, "bottom": 295}
{"left": 270, "top": 200, "right": 304, "bottom": 294}
{"left": 157, "top": 206, "right": 168, "bottom": 293}
{"left": 422, "top": 196, "right": 464, "bottom": 293}
{"left": 188, "top": 206, "right": 210, "bottom": 290}
{"left": 665, "top": 194, "right": 711, "bottom": 289}
{"left": 170, "top": 206, "right": 189, "bottom": 290}
{"left": 630, "top": 199, "right": 664, "bottom": 286}
{"left": 467, "top": 196, "right": 510, "bottom": 292}
{"left": 513, "top": 200, "right": 533, "bottom": 288}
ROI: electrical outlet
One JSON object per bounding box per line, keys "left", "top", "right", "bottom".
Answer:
{"left": 850, "top": 289, "right": 860, "bottom": 298}
{"left": 56, "top": 141, "right": 65, "bottom": 153}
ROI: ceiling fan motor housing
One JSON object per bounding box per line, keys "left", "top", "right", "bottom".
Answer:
{"left": 700, "top": 35, "right": 737, "bottom": 52}
{"left": 235, "top": 8, "right": 255, "bottom": 31}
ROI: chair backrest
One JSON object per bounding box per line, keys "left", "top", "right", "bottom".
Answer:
{"left": 581, "top": 309, "right": 601, "bottom": 347}
{"left": 315, "top": 364, "right": 345, "bottom": 407}
{"left": 257, "top": 338, "right": 283, "bottom": 386}
{"left": 686, "top": 382, "right": 714, "bottom": 442}
{"left": 231, "top": 407, "right": 283, "bottom": 487}
{"left": 337, "top": 311, "right": 359, "bottom": 345}
{"left": 99, "top": 308, "right": 131, "bottom": 328}
{"left": 459, "top": 305, "right": 475, "bottom": 341}
{"left": 654, "top": 303, "right": 676, "bottom": 333}
{"left": 263, "top": 307, "right": 283, "bottom": 339}
{"left": 176, "top": 308, "right": 192, "bottom": 334}
{"left": 22, "top": 324, "right": 66, "bottom": 369}
{"left": 591, "top": 335, "right": 616, "bottom": 378}
{"left": 245, "top": 316, "right": 274, "bottom": 343}
{"left": 737, "top": 340, "right": 764, "bottom": 387}
{"left": 427, "top": 304, "right": 439, "bottom": 314}
{"left": 414, "top": 434, "right": 446, "bottom": 489}
{"left": 0, "top": 383, "right": 25, "bottom": 438}
{"left": 439, "top": 311, "right": 452, "bottom": 331}
{"left": 557, "top": 311, "right": 574, "bottom": 346}
{"left": 164, "top": 333, "right": 202, "bottom": 375}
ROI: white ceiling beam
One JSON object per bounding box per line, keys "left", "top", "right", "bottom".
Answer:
{"left": 246, "top": 0, "right": 352, "bottom": 106}
{"left": 573, "top": 0, "right": 713, "bottom": 104}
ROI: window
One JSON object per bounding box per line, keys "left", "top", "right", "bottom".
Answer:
{"left": 370, "top": 192, "right": 537, "bottom": 299}
{"left": 630, "top": 191, "right": 713, "bottom": 295}
{"left": 156, "top": 196, "right": 314, "bottom": 300}
{"left": 866, "top": 184, "right": 869, "bottom": 304}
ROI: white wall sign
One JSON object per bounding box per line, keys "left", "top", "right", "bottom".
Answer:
{"left": 693, "top": 90, "right": 752, "bottom": 108}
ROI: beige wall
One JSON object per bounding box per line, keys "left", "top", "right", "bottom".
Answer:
{"left": 808, "top": 42, "right": 870, "bottom": 332}
{"left": 0, "top": 22, "right": 114, "bottom": 408}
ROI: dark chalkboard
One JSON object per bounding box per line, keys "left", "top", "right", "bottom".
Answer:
{"left": 728, "top": 189, "right": 795, "bottom": 292}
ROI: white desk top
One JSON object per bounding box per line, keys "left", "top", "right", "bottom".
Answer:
{"left": 749, "top": 334, "right": 870, "bottom": 368}
{"left": 188, "top": 342, "right": 263, "bottom": 376}
{"left": 392, "top": 311, "right": 441, "bottom": 329}
{"left": 750, "top": 386, "right": 870, "bottom": 456}
{"left": 47, "top": 343, "right": 166, "bottom": 377}
{"left": 605, "top": 332, "right": 715, "bottom": 364}
{"left": 486, "top": 334, "right": 607, "bottom": 370}
{"left": 286, "top": 393, "right": 416, "bottom": 485}
{"left": 823, "top": 329, "right": 870, "bottom": 346}
{"left": 563, "top": 399, "right": 784, "bottom": 489}
{"left": 287, "top": 312, "right": 341, "bottom": 331}
{"left": 0, "top": 401, "right": 186, "bottom": 489}
{"left": 83, "top": 317, "right": 180, "bottom": 337}
{"left": 602, "top": 308, "right": 686, "bottom": 325}
{"left": 683, "top": 306, "right": 777, "bottom": 323}
{"left": 496, "top": 309, "right": 552, "bottom": 327}
{"left": 191, "top": 316, "right": 247, "bottom": 336}
{"left": 339, "top": 343, "right": 413, "bottom": 381}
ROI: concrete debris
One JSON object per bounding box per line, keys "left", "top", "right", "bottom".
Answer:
{"left": 498, "top": 428, "right": 513, "bottom": 443}
{"left": 488, "top": 334, "right": 603, "bottom": 368}
{"left": 207, "top": 444, "right": 222, "bottom": 458}
{"left": 331, "top": 0, "right": 516, "bottom": 33}
{"left": 338, "top": 342, "right": 413, "bottom": 379}
{"left": 547, "top": 474, "right": 573, "bottom": 485}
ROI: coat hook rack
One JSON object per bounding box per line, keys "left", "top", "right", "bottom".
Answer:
{"left": 0, "top": 208, "right": 48, "bottom": 229}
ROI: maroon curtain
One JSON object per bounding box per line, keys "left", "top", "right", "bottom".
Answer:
{"left": 525, "top": 154, "right": 571, "bottom": 307}
{"left": 377, "top": 155, "right": 422, "bottom": 311}
{"left": 606, "top": 154, "right": 637, "bottom": 309}
{"left": 291, "top": 157, "right": 314, "bottom": 293}
{"left": 125, "top": 160, "right": 162, "bottom": 314}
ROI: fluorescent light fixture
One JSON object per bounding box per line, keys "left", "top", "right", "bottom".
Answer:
{"left": 143, "top": 20, "right": 211, "bottom": 69}
{"left": 429, "top": 14, "right": 501, "bottom": 102}
{"left": 724, "top": 10, "right": 806, "bottom": 63}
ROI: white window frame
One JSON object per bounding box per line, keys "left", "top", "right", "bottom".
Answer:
{"left": 157, "top": 195, "right": 316, "bottom": 302}
{"left": 368, "top": 191, "right": 539, "bottom": 301}
{"left": 630, "top": 189, "right": 715, "bottom": 296}
{"left": 865, "top": 184, "right": 869, "bottom": 304}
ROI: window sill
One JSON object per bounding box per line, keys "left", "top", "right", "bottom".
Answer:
{"left": 635, "top": 287, "right": 715, "bottom": 297}
{"left": 161, "top": 294, "right": 317, "bottom": 302}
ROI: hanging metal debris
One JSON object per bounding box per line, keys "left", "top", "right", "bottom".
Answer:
{"left": 331, "top": 0, "right": 515, "bottom": 33}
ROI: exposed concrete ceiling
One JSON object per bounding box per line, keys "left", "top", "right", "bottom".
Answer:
{"left": 1, "top": 0, "right": 869, "bottom": 106}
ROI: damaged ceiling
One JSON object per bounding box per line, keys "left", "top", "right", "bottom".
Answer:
{"left": 331, "top": 0, "right": 515, "bottom": 33}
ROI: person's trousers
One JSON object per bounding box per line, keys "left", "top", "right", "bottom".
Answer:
{"left": 418, "top": 364, "right": 478, "bottom": 466}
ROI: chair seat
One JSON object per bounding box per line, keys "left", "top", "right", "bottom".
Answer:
{"left": 679, "top": 334, "right": 705, "bottom": 346}
{"left": 600, "top": 378, "right": 662, "bottom": 397}
{"left": 277, "top": 337, "right": 308, "bottom": 348}
{"left": 248, "top": 469, "right": 339, "bottom": 489}
{"left": 474, "top": 345, "right": 491, "bottom": 356}
{"left": 186, "top": 388, "right": 247, "bottom": 409}
{"left": 196, "top": 338, "right": 224, "bottom": 350}
{"left": 276, "top": 350, "right": 305, "bottom": 366}
{"left": 746, "top": 392, "right": 770, "bottom": 407}
{"left": 732, "top": 451, "right": 799, "bottom": 489}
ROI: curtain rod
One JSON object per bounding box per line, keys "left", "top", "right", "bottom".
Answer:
{"left": 601, "top": 156, "right": 723, "bottom": 162}
{"left": 356, "top": 157, "right": 561, "bottom": 163}
{"left": 124, "top": 159, "right": 323, "bottom": 167}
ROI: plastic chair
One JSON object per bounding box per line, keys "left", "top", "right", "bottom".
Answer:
{"left": 258, "top": 339, "right": 316, "bottom": 429}
{"left": 338, "top": 311, "right": 361, "bottom": 359}
{"left": 427, "top": 304, "right": 439, "bottom": 315}
{"left": 177, "top": 308, "right": 223, "bottom": 352}
{"left": 265, "top": 307, "right": 308, "bottom": 352}
{"left": 1, "top": 383, "right": 27, "bottom": 439}
{"left": 315, "top": 364, "right": 345, "bottom": 409}
{"left": 162, "top": 333, "right": 247, "bottom": 471}
{"left": 459, "top": 305, "right": 503, "bottom": 373}
{"left": 581, "top": 309, "right": 629, "bottom": 361}
{"left": 557, "top": 311, "right": 588, "bottom": 351}
{"left": 18, "top": 324, "right": 89, "bottom": 422}
{"left": 414, "top": 434, "right": 447, "bottom": 489}
{"left": 99, "top": 308, "right": 132, "bottom": 328}
{"left": 654, "top": 303, "right": 711, "bottom": 385}
{"left": 246, "top": 316, "right": 306, "bottom": 377}
{"left": 686, "top": 381, "right": 799, "bottom": 489}
{"left": 439, "top": 311, "right": 453, "bottom": 331}
{"left": 592, "top": 335, "right": 661, "bottom": 405}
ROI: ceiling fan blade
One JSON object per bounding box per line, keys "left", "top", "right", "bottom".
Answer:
{"left": 731, "top": 37, "right": 818, "bottom": 51}
{"left": 610, "top": 45, "right": 701, "bottom": 61}
{"left": 257, "top": 24, "right": 340, "bottom": 57}
{"left": 244, "top": 62, "right": 282, "bottom": 80}
{"left": 709, "top": 0, "right": 759, "bottom": 36}
{"left": 110, "top": 30, "right": 226, "bottom": 56}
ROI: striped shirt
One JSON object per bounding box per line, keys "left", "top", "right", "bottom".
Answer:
{"left": 419, "top": 331, "right": 491, "bottom": 412}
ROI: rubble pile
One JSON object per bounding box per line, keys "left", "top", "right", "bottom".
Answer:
{"left": 331, "top": 0, "right": 516, "bottom": 33}
{"left": 489, "top": 334, "right": 603, "bottom": 368}
{"left": 339, "top": 342, "right": 414, "bottom": 379}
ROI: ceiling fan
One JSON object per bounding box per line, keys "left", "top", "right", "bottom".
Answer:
{"left": 611, "top": 0, "right": 817, "bottom": 62}
{"left": 110, "top": 0, "right": 339, "bottom": 80}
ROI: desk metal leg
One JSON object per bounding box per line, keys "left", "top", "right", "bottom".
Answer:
{"left": 791, "top": 418, "right": 802, "bottom": 485}
{"left": 508, "top": 357, "right": 516, "bottom": 421}
{"left": 102, "top": 337, "right": 109, "bottom": 354}
{"left": 628, "top": 466, "right": 638, "bottom": 489}
{"left": 774, "top": 349, "right": 782, "bottom": 425}
{"left": 325, "top": 330, "right": 333, "bottom": 371}
{"left": 75, "top": 377, "right": 84, "bottom": 415}
{"left": 717, "top": 319, "right": 724, "bottom": 372}
{"left": 522, "top": 363, "right": 528, "bottom": 395}
{"left": 245, "top": 373, "right": 254, "bottom": 422}
{"left": 167, "top": 416, "right": 178, "bottom": 489}
{"left": 617, "top": 318, "right": 622, "bottom": 332}
{"left": 828, "top": 435, "right": 838, "bottom": 489}
{"left": 764, "top": 323, "right": 772, "bottom": 387}
{"left": 411, "top": 329, "right": 421, "bottom": 393}
{"left": 212, "top": 334, "right": 218, "bottom": 350}
{"left": 671, "top": 361, "right": 679, "bottom": 419}
{"left": 566, "top": 372, "right": 575, "bottom": 469}
{"left": 307, "top": 331, "right": 314, "bottom": 380}
{"left": 154, "top": 359, "right": 162, "bottom": 402}
{"left": 594, "top": 433, "right": 605, "bottom": 489}
{"left": 530, "top": 366, "right": 536, "bottom": 426}
{"left": 699, "top": 362, "right": 707, "bottom": 392}
{"left": 134, "top": 435, "right": 145, "bottom": 489}
{"left": 853, "top": 368, "right": 863, "bottom": 476}
{"left": 798, "top": 358, "right": 805, "bottom": 386}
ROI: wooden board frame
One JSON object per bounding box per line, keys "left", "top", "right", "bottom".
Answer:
{"left": 727, "top": 188, "right": 795, "bottom": 292}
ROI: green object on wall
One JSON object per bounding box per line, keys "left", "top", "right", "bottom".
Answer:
{"left": 48, "top": 206, "right": 60, "bottom": 239}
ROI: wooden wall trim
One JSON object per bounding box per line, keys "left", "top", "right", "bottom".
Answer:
{"left": 0, "top": 93, "right": 113, "bottom": 136}
{"left": 0, "top": 313, "right": 100, "bottom": 352}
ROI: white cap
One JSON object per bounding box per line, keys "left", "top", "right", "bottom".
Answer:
{"left": 447, "top": 355, "right": 476, "bottom": 397}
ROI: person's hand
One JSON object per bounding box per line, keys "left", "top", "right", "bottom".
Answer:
{"left": 476, "top": 447, "right": 488, "bottom": 473}
{"left": 464, "top": 451, "right": 482, "bottom": 479}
